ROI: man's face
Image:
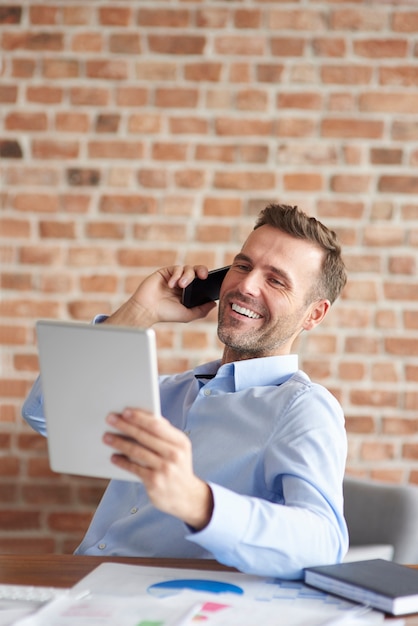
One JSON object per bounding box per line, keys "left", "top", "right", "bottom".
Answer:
{"left": 217, "top": 224, "right": 328, "bottom": 363}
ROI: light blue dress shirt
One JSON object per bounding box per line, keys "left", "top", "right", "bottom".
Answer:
{"left": 22, "top": 353, "right": 348, "bottom": 579}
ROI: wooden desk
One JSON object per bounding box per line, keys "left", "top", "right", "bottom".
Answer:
{"left": 0, "top": 554, "right": 234, "bottom": 588}
{"left": 0, "top": 554, "right": 415, "bottom": 624}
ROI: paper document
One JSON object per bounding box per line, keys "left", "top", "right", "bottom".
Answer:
{"left": 69, "top": 562, "right": 386, "bottom": 626}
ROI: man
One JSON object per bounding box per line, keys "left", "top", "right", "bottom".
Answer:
{"left": 23, "top": 204, "right": 348, "bottom": 579}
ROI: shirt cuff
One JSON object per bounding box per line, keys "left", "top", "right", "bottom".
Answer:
{"left": 93, "top": 314, "right": 109, "bottom": 324}
{"left": 186, "top": 482, "right": 251, "bottom": 558}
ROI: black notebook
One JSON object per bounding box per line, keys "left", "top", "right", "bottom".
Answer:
{"left": 304, "top": 559, "right": 418, "bottom": 616}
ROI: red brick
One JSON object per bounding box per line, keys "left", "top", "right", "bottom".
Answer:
{"left": 216, "top": 118, "right": 273, "bottom": 136}
{"left": 392, "top": 11, "right": 418, "bottom": 33}
{"left": 135, "top": 62, "right": 177, "bottom": 81}
{"left": 63, "top": 6, "right": 92, "bottom": 25}
{"left": 379, "top": 176, "right": 418, "bottom": 194}
{"left": 32, "top": 140, "right": 79, "bottom": 160}
{"left": 99, "top": 7, "right": 132, "bottom": 26}
{"left": 133, "top": 223, "right": 186, "bottom": 242}
{"left": 229, "top": 63, "right": 251, "bottom": 83}
{"left": 174, "top": 169, "right": 206, "bottom": 189}
{"left": 155, "top": 88, "right": 198, "bottom": 108}
{"left": 2, "top": 31, "right": 64, "bottom": 51}
{"left": 109, "top": 33, "right": 141, "bottom": 55}
{"left": 39, "top": 220, "right": 76, "bottom": 239}
{"left": 278, "top": 92, "right": 322, "bottom": 110}
{"left": 5, "top": 165, "right": 60, "bottom": 188}
{"left": 330, "top": 8, "right": 386, "bottom": 31}
{"left": 344, "top": 336, "right": 379, "bottom": 354}
{"left": 26, "top": 86, "right": 62, "bottom": 104}
{"left": 99, "top": 195, "right": 157, "bottom": 215}
{"left": 196, "top": 224, "right": 232, "bottom": 243}
{"left": 0, "top": 510, "right": 40, "bottom": 530}
{"left": 5, "top": 112, "right": 47, "bottom": 131}
{"left": 256, "top": 64, "right": 284, "bottom": 83}
{"left": 0, "top": 537, "right": 55, "bottom": 554}
{"left": 0, "top": 6, "right": 22, "bottom": 24}
{"left": 271, "top": 37, "right": 305, "bottom": 57}
{"left": 19, "top": 245, "right": 63, "bottom": 265}
{"left": 29, "top": 6, "right": 58, "bottom": 25}
{"left": 14, "top": 354, "right": 39, "bottom": 372}
{"left": 43, "top": 59, "right": 79, "bottom": 79}
{"left": 116, "top": 88, "right": 148, "bottom": 107}
{"left": 48, "top": 512, "right": 92, "bottom": 533}
{"left": 196, "top": 8, "right": 229, "bottom": 29}
{"left": 137, "top": 169, "right": 168, "bottom": 188}
{"left": 0, "top": 218, "right": 30, "bottom": 237}
{"left": 0, "top": 85, "right": 18, "bottom": 103}
{"left": 321, "top": 65, "right": 373, "bottom": 84}
{"left": 0, "top": 273, "right": 32, "bottom": 290}
{"left": 380, "top": 66, "right": 418, "bottom": 87}
{"left": 276, "top": 118, "right": 316, "bottom": 137}
{"left": 312, "top": 37, "right": 346, "bottom": 57}
{"left": 234, "top": 9, "right": 261, "bottom": 29}
{"left": 268, "top": 9, "right": 326, "bottom": 31}
{"left": 363, "top": 226, "right": 404, "bottom": 247}
{"left": 67, "top": 300, "right": 112, "bottom": 320}
{"left": 127, "top": 114, "right": 160, "bottom": 135}
{"left": 370, "top": 148, "right": 402, "bottom": 165}
{"left": 331, "top": 175, "right": 372, "bottom": 193}
{"left": 70, "top": 87, "right": 109, "bottom": 106}
{"left": 88, "top": 141, "right": 143, "bottom": 160}
{"left": 184, "top": 62, "right": 222, "bottom": 82}
{"left": 354, "top": 39, "right": 407, "bottom": 58}
{"left": 345, "top": 415, "right": 375, "bottom": 433}
{"left": 55, "top": 112, "right": 89, "bottom": 133}
{"left": 117, "top": 249, "right": 177, "bottom": 268}
{"left": 361, "top": 442, "right": 395, "bottom": 462}
{"left": 12, "top": 58, "right": 35, "bottom": 77}
{"left": 384, "top": 283, "right": 418, "bottom": 301}
{"left": 86, "top": 60, "right": 128, "bottom": 80}
{"left": 71, "top": 32, "right": 102, "bottom": 52}
{"left": 321, "top": 118, "right": 383, "bottom": 139}
{"left": 169, "top": 117, "right": 208, "bottom": 135}
{"left": 385, "top": 338, "right": 418, "bottom": 356}
{"left": 149, "top": 35, "right": 205, "bottom": 55}
{"left": 79, "top": 275, "right": 118, "bottom": 293}
{"left": 283, "top": 173, "right": 323, "bottom": 191}
{"left": 214, "top": 171, "right": 275, "bottom": 190}
{"left": 0, "top": 300, "right": 59, "bottom": 318}
{"left": 14, "top": 193, "right": 59, "bottom": 213}
{"left": 152, "top": 143, "right": 187, "bottom": 161}
{"left": 214, "top": 35, "right": 265, "bottom": 56}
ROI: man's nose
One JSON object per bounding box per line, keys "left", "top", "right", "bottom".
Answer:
{"left": 238, "top": 270, "right": 261, "bottom": 297}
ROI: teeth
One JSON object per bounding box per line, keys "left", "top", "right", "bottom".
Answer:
{"left": 232, "top": 303, "right": 261, "bottom": 319}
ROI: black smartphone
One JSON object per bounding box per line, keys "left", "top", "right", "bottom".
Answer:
{"left": 181, "top": 266, "right": 230, "bottom": 308}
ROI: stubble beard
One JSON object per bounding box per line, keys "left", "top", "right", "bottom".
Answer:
{"left": 217, "top": 297, "right": 301, "bottom": 360}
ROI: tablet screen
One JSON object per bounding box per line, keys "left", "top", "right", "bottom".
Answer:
{"left": 36, "top": 320, "right": 161, "bottom": 482}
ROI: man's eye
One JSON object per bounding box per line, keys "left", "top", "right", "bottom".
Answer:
{"left": 269, "top": 277, "right": 284, "bottom": 287}
{"left": 235, "top": 264, "right": 250, "bottom": 271}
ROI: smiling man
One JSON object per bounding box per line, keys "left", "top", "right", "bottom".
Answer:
{"left": 22, "top": 204, "right": 348, "bottom": 579}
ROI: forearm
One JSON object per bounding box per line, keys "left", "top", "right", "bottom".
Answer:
{"left": 187, "top": 481, "right": 349, "bottom": 579}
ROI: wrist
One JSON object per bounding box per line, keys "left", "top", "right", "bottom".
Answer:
{"left": 105, "top": 298, "right": 157, "bottom": 328}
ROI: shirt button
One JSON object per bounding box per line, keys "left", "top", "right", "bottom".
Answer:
{"left": 98, "top": 543, "right": 106, "bottom": 550}
{"left": 130, "top": 507, "right": 138, "bottom": 514}
{"left": 204, "top": 389, "right": 211, "bottom": 396}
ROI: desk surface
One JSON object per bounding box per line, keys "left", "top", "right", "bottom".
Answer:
{"left": 0, "top": 554, "right": 415, "bottom": 624}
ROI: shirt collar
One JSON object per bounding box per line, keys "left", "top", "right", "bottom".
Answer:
{"left": 194, "top": 354, "right": 298, "bottom": 391}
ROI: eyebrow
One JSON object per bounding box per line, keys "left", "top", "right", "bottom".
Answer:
{"left": 233, "top": 253, "right": 293, "bottom": 287}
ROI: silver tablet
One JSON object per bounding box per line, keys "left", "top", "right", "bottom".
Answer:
{"left": 35, "top": 320, "right": 161, "bottom": 482}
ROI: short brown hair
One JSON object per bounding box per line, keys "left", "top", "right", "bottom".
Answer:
{"left": 254, "top": 203, "right": 347, "bottom": 304}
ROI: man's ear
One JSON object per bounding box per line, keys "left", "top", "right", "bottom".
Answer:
{"left": 302, "top": 299, "right": 330, "bottom": 332}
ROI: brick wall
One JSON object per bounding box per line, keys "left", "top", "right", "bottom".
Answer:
{"left": 1, "top": 0, "right": 418, "bottom": 553}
